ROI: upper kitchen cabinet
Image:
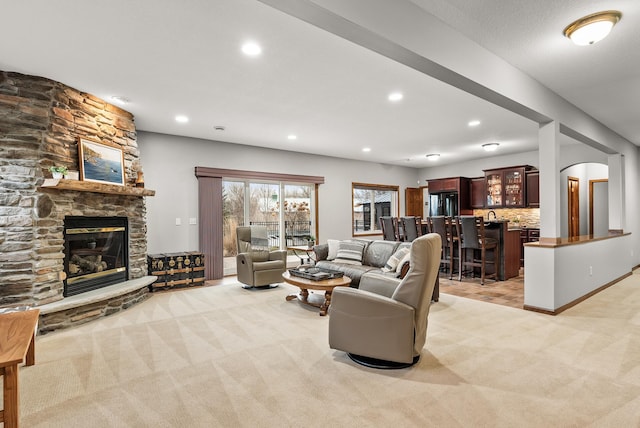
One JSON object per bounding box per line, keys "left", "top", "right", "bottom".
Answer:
{"left": 484, "top": 166, "right": 535, "bottom": 208}
{"left": 427, "top": 177, "right": 472, "bottom": 215}
{"left": 470, "top": 177, "right": 485, "bottom": 208}
{"left": 526, "top": 170, "right": 539, "bottom": 207}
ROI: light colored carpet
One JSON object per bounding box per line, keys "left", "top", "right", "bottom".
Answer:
{"left": 19, "top": 271, "right": 640, "bottom": 427}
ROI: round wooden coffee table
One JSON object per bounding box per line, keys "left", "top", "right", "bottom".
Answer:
{"left": 282, "top": 271, "right": 351, "bottom": 316}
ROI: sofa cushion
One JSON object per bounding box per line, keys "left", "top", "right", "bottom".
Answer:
{"left": 335, "top": 240, "right": 366, "bottom": 265}
{"left": 381, "top": 247, "right": 409, "bottom": 273}
{"left": 396, "top": 251, "right": 412, "bottom": 275}
{"left": 362, "top": 240, "right": 400, "bottom": 268}
{"left": 315, "top": 260, "right": 377, "bottom": 286}
{"left": 327, "top": 239, "right": 340, "bottom": 260}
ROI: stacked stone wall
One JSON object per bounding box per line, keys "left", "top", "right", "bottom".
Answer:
{"left": 0, "top": 71, "right": 148, "bottom": 307}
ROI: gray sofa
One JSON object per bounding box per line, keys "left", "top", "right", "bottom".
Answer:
{"left": 313, "top": 239, "right": 439, "bottom": 301}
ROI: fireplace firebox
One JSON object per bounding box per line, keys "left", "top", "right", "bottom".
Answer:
{"left": 63, "top": 216, "right": 129, "bottom": 297}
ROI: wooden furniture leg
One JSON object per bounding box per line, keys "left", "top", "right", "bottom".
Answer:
{"left": 0, "top": 309, "right": 40, "bottom": 428}
{"left": 2, "top": 365, "right": 19, "bottom": 428}
{"left": 320, "top": 290, "right": 333, "bottom": 316}
{"left": 25, "top": 331, "right": 36, "bottom": 367}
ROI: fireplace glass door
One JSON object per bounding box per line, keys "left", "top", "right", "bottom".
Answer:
{"left": 64, "top": 217, "right": 128, "bottom": 296}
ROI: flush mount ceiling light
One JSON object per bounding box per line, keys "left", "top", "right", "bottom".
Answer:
{"left": 362, "top": 147, "right": 371, "bottom": 152}
{"left": 426, "top": 153, "right": 440, "bottom": 161}
{"left": 563, "top": 10, "right": 622, "bottom": 45}
{"left": 175, "top": 115, "right": 189, "bottom": 123}
{"left": 241, "top": 42, "right": 262, "bottom": 56}
{"left": 482, "top": 143, "right": 499, "bottom": 152}
{"left": 388, "top": 92, "right": 403, "bottom": 102}
{"left": 468, "top": 120, "right": 481, "bottom": 127}
{"left": 287, "top": 134, "right": 297, "bottom": 140}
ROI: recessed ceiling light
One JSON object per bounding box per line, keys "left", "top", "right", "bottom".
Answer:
{"left": 482, "top": 143, "right": 499, "bottom": 152}
{"left": 241, "top": 42, "right": 262, "bottom": 56}
{"left": 175, "top": 115, "right": 189, "bottom": 123}
{"left": 564, "top": 10, "right": 622, "bottom": 46}
{"left": 388, "top": 92, "right": 403, "bottom": 102}
{"left": 426, "top": 154, "right": 440, "bottom": 161}
{"left": 362, "top": 147, "right": 371, "bottom": 152}
{"left": 287, "top": 134, "right": 297, "bottom": 140}
{"left": 468, "top": 120, "right": 481, "bottom": 127}
{"left": 110, "top": 96, "right": 130, "bottom": 105}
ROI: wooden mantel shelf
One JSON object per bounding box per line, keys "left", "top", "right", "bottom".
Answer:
{"left": 40, "top": 179, "right": 155, "bottom": 197}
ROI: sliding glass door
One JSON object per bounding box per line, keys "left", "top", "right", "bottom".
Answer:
{"left": 223, "top": 179, "right": 315, "bottom": 275}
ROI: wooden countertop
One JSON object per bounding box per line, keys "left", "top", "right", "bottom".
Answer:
{"left": 525, "top": 231, "right": 630, "bottom": 248}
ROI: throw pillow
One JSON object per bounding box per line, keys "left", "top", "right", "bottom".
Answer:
{"left": 396, "top": 251, "right": 412, "bottom": 276}
{"left": 381, "top": 247, "right": 410, "bottom": 273}
{"left": 327, "top": 239, "right": 340, "bottom": 261}
{"left": 334, "top": 240, "right": 366, "bottom": 265}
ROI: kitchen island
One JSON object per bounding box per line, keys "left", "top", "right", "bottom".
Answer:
{"left": 483, "top": 220, "right": 521, "bottom": 280}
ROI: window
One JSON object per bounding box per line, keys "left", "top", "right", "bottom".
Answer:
{"left": 352, "top": 183, "right": 399, "bottom": 236}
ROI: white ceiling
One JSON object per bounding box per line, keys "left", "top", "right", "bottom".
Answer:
{"left": 1, "top": 0, "right": 637, "bottom": 168}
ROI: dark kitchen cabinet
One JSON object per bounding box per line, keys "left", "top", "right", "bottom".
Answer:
{"left": 484, "top": 166, "right": 534, "bottom": 208}
{"left": 427, "top": 177, "right": 472, "bottom": 215}
{"left": 526, "top": 171, "right": 539, "bottom": 207}
{"left": 519, "top": 228, "right": 540, "bottom": 267}
{"left": 470, "top": 177, "right": 485, "bottom": 208}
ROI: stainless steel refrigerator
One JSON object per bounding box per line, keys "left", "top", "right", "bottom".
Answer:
{"left": 429, "top": 192, "right": 458, "bottom": 217}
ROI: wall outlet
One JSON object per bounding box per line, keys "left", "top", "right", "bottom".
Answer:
{"left": 589, "top": 266, "right": 593, "bottom": 276}
{"left": 175, "top": 218, "right": 182, "bottom": 226}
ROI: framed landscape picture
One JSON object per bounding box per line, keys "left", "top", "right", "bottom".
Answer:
{"left": 78, "top": 138, "right": 125, "bottom": 186}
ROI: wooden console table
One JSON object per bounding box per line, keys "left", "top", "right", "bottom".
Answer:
{"left": 0, "top": 309, "right": 39, "bottom": 428}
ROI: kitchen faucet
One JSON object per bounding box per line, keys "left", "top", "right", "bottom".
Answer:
{"left": 487, "top": 210, "right": 497, "bottom": 220}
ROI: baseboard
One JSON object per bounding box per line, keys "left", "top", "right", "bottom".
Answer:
{"left": 523, "top": 271, "right": 632, "bottom": 315}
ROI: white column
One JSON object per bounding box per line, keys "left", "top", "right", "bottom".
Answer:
{"left": 538, "top": 121, "right": 561, "bottom": 238}
{"left": 607, "top": 154, "right": 625, "bottom": 231}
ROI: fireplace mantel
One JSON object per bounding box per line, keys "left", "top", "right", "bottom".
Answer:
{"left": 41, "top": 179, "right": 155, "bottom": 197}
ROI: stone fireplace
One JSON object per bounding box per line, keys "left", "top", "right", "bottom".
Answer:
{"left": 0, "top": 71, "right": 154, "bottom": 333}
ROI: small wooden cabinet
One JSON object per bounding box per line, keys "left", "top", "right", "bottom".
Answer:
{"left": 470, "top": 177, "right": 485, "bottom": 208}
{"left": 526, "top": 171, "right": 539, "bottom": 207}
{"left": 483, "top": 166, "right": 534, "bottom": 208}
{"left": 428, "top": 177, "right": 460, "bottom": 193}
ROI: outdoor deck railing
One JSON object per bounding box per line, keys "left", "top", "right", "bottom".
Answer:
{"left": 249, "top": 220, "right": 312, "bottom": 247}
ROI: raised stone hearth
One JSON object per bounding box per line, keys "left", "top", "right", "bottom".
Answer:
{"left": 0, "top": 71, "right": 153, "bottom": 333}
{"left": 38, "top": 277, "right": 155, "bottom": 334}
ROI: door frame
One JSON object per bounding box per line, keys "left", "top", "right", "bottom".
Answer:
{"left": 567, "top": 176, "right": 580, "bottom": 238}
{"left": 589, "top": 179, "right": 608, "bottom": 235}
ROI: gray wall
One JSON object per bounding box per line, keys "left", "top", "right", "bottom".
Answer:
{"left": 139, "top": 131, "right": 640, "bottom": 268}
{"left": 138, "top": 131, "right": 420, "bottom": 254}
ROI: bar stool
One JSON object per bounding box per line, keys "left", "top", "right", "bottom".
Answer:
{"left": 400, "top": 216, "right": 420, "bottom": 242}
{"left": 379, "top": 216, "right": 400, "bottom": 241}
{"left": 455, "top": 216, "right": 499, "bottom": 285}
{"left": 428, "top": 216, "right": 454, "bottom": 278}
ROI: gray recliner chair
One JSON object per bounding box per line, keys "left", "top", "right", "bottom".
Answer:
{"left": 328, "top": 233, "right": 442, "bottom": 368}
{"left": 236, "top": 226, "right": 287, "bottom": 289}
